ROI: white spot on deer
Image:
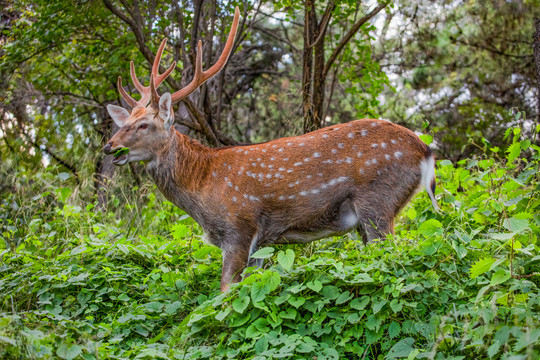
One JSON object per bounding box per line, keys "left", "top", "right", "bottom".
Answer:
{"left": 348, "top": 132, "right": 354, "bottom": 138}
{"left": 304, "top": 158, "right": 310, "bottom": 163}
{"left": 385, "top": 154, "right": 391, "bottom": 160}
{"left": 287, "top": 169, "right": 294, "bottom": 173}
{"left": 365, "top": 160, "right": 372, "bottom": 166}
{"left": 391, "top": 139, "right": 397, "bottom": 144}
{"left": 212, "top": 171, "right": 217, "bottom": 177}
{"left": 270, "top": 157, "right": 275, "bottom": 161}
{"left": 311, "top": 189, "right": 320, "bottom": 194}
{"left": 345, "top": 157, "right": 353, "bottom": 164}
{"left": 299, "top": 143, "right": 305, "bottom": 146}
{"left": 279, "top": 195, "right": 286, "bottom": 200}
{"left": 266, "top": 174, "right": 272, "bottom": 179}
{"left": 288, "top": 182, "right": 296, "bottom": 188}
{"left": 278, "top": 148, "right": 284, "bottom": 152}
{"left": 357, "top": 152, "right": 363, "bottom": 158}
{"left": 262, "top": 149, "right": 267, "bottom": 153}
{"left": 268, "top": 164, "right": 274, "bottom": 169}
{"left": 283, "top": 158, "right": 289, "bottom": 161}
{"left": 318, "top": 173, "right": 323, "bottom": 177}
{"left": 288, "top": 195, "right": 296, "bottom": 200}
{"left": 313, "top": 152, "right": 321, "bottom": 158}
{"left": 371, "top": 122, "right": 378, "bottom": 126}
{"left": 246, "top": 171, "right": 252, "bottom": 176}
{"left": 322, "top": 160, "right": 333, "bottom": 164}
{"left": 299, "top": 191, "right": 308, "bottom": 196}
{"left": 338, "top": 143, "right": 345, "bottom": 148}
{"left": 232, "top": 196, "right": 237, "bottom": 202}
{"left": 263, "top": 194, "right": 271, "bottom": 199}
{"left": 398, "top": 137, "right": 403, "bottom": 141}
{"left": 331, "top": 149, "right": 338, "bottom": 154}
{"left": 294, "top": 162, "right": 303, "bottom": 166}
{"left": 227, "top": 182, "right": 233, "bottom": 187}
{"left": 309, "top": 136, "right": 314, "bottom": 139}
{"left": 336, "top": 160, "right": 343, "bottom": 164}
{"left": 252, "top": 162, "right": 257, "bottom": 167}
{"left": 359, "top": 168, "right": 365, "bottom": 175}
{"left": 228, "top": 165, "right": 232, "bottom": 170}
{"left": 287, "top": 142, "right": 293, "bottom": 146}
{"left": 371, "top": 143, "right": 378, "bottom": 148}
{"left": 244, "top": 151, "right": 249, "bottom": 155}
{"left": 377, "top": 170, "right": 381, "bottom": 176}
{"left": 361, "top": 129, "right": 368, "bottom": 136}
{"left": 352, "top": 145, "right": 358, "bottom": 150}
{"left": 372, "top": 158, "right": 378, "bottom": 164}
{"left": 243, "top": 194, "right": 248, "bottom": 199}
{"left": 333, "top": 127, "right": 340, "bottom": 131}
{"left": 322, "top": 134, "right": 329, "bottom": 138}
{"left": 279, "top": 167, "right": 285, "bottom": 171}
{"left": 249, "top": 195, "right": 260, "bottom": 202}
{"left": 261, "top": 163, "right": 266, "bottom": 168}
{"left": 395, "top": 151, "right": 403, "bottom": 159}
{"left": 381, "top": 142, "right": 387, "bottom": 149}
{"left": 257, "top": 158, "right": 261, "bottom": 161}
{"left": 306, "top": 175, "right": 312, "bottom": 179}
{"left": 235, "top": 186, "right": 239, "bottom": 191}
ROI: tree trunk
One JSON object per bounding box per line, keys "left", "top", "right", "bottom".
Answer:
{"left": 302, "top": 0, "right": 316, "bottom": 133}
{"left": 533, "top": 18, "right": 540, "bottom": 124}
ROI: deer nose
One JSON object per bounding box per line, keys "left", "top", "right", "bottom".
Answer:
{"left": 102, "top": 142, "right": 113, "bottom": 154}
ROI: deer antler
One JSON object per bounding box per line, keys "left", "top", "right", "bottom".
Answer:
{"left": 117, "top": 7, "right": 239, "bottom": 108}
{"left": 117, "top": 38, "right": 176, "bottom": 108}
{"left": 170, "top": 7, "right": 240, "bottom": 104}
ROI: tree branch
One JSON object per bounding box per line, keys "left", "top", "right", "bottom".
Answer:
{"left": 323, "top": 2, "right": 388, "bottom": 79}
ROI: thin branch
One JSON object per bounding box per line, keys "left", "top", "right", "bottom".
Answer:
{"left": 323, "top": 2, "right": 389, "bottom": 79}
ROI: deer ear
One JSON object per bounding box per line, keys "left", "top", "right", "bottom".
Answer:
{"left": 159, "top": 93, "right": 173, "bottom": 130}
{"left": 107, "top": 104, "right": 130, "bottom": 127}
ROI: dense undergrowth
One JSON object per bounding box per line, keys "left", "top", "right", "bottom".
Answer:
{"left": 1, "top": 123, "right": 539, "bottom": 359}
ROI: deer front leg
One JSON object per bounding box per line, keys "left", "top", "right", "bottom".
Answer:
{"left": 220, "top": 247, "right": 249, "bottom": 292}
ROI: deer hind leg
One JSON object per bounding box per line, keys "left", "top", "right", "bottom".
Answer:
{"left": 357, "top": 216, "right": 395, "bottom": 244}
{"left": 220, "top": 244, "right": 250, "bottom": 292}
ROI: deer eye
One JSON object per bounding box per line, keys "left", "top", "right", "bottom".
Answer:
{"left": 139, "top": 123, "right": 148, "bottom": 130}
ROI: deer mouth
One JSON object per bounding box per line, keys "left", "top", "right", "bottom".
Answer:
{"left": 112, "top": 148, "right": 129, "bottom": 166}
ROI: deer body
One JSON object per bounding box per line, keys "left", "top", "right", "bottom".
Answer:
{"left": 103, "top": 9, "right": 438, "bottom": 291}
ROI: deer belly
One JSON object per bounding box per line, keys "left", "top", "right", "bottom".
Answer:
{"left": 278, "top": 207, "right": 358, "bottom": 244}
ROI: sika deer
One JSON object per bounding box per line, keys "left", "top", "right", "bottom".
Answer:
{"left": 103, "top": 8, "right": 439, "bottom": 291}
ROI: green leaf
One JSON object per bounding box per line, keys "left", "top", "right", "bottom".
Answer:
{"left": 251, "top": 282, "right": 270, "bottom": 303}
{"left": 372, "top": 298, "right": 387, "bottom": 314}
{"left": 417, "top": 219, "right": 442, "bottom": 238}
{"left": 502, "top": 216, "right": 529, "bottom": 233}
{"left": 419, "top": 134, "right": 433, "bottom": 145}
{"left": 250, "top": 247, "right": 274, "bottom": 259}
{"left": 469, "top": 257, "right": 496, "bottom": 279}
{"left": 232, "top": 295, "right": 250, "bottom": 314}
{"left": 288, "top": 296, "right": 306, "bottom": 308}
{"left": 489, "top": 269, "right": 511, "bottom": 287}
{"left": 390, "top": 299, "right": 403, "bottom": 313}
{"left": 506, "top": 142, "right": 521, "bottom": 163}
{"left": 351, "top": 296, "right": 370, "bottom": 310}
{"left": 306, "top": 280, "right": 323, "bottom": 293}
{"left": 321, "top": 285, "right": 340, "bottom": 300}
{"left": 277, "top": 249, "right": 295, "bottom": 270}
{"left": 388, "top": 321, "right": 401, "bottom": 339}
{"left": 386, "top": 337, "right": 415, "bottom": 359}
{"left": 56, "top": 342, "right": 82, "bottom": 360}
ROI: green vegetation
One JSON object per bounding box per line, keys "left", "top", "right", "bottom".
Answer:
{"left": 1, "top": 120, "right": 539, "bottom": 359}
{"left": 114, "top": 148, "right": 130, "bottom": 157}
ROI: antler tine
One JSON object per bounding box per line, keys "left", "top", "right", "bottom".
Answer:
{"left": 117, "top": 76, "right": 139, "bottom": 108}
{"left": 152, "top": 39, "right": 177, "bottom": 87}
{"left": 170, "top": 6, "right": 240, "bottom": 104}
{"left": 149, "top": 74, "right": 160, "bottom": 106}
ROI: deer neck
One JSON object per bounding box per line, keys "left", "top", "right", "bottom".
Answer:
{"left": 146, "top": 130, "right": 213, "bottom": 212}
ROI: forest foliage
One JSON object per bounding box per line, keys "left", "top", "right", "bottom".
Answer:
{"left": 1, "top": 0, "right": 540, "bottom": 359}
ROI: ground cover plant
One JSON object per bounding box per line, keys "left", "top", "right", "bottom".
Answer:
{"left": 1, "top": 121, "right": 539, "bottom": 359}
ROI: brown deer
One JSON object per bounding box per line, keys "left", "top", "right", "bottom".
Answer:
{"left": 103, "top": 8, "right": 439, "bottom": 291}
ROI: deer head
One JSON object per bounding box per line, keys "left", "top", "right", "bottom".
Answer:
{"left": 103, "top": 7, "right": 240, "bottom": 165}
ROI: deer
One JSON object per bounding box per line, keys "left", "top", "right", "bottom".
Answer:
{"left": 103, "top": 7, "right": 439, "bottom": 292}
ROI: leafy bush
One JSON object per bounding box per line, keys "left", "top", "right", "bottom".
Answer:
{"left": 1, "top": 121, "right": 539, "bottom": 359}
